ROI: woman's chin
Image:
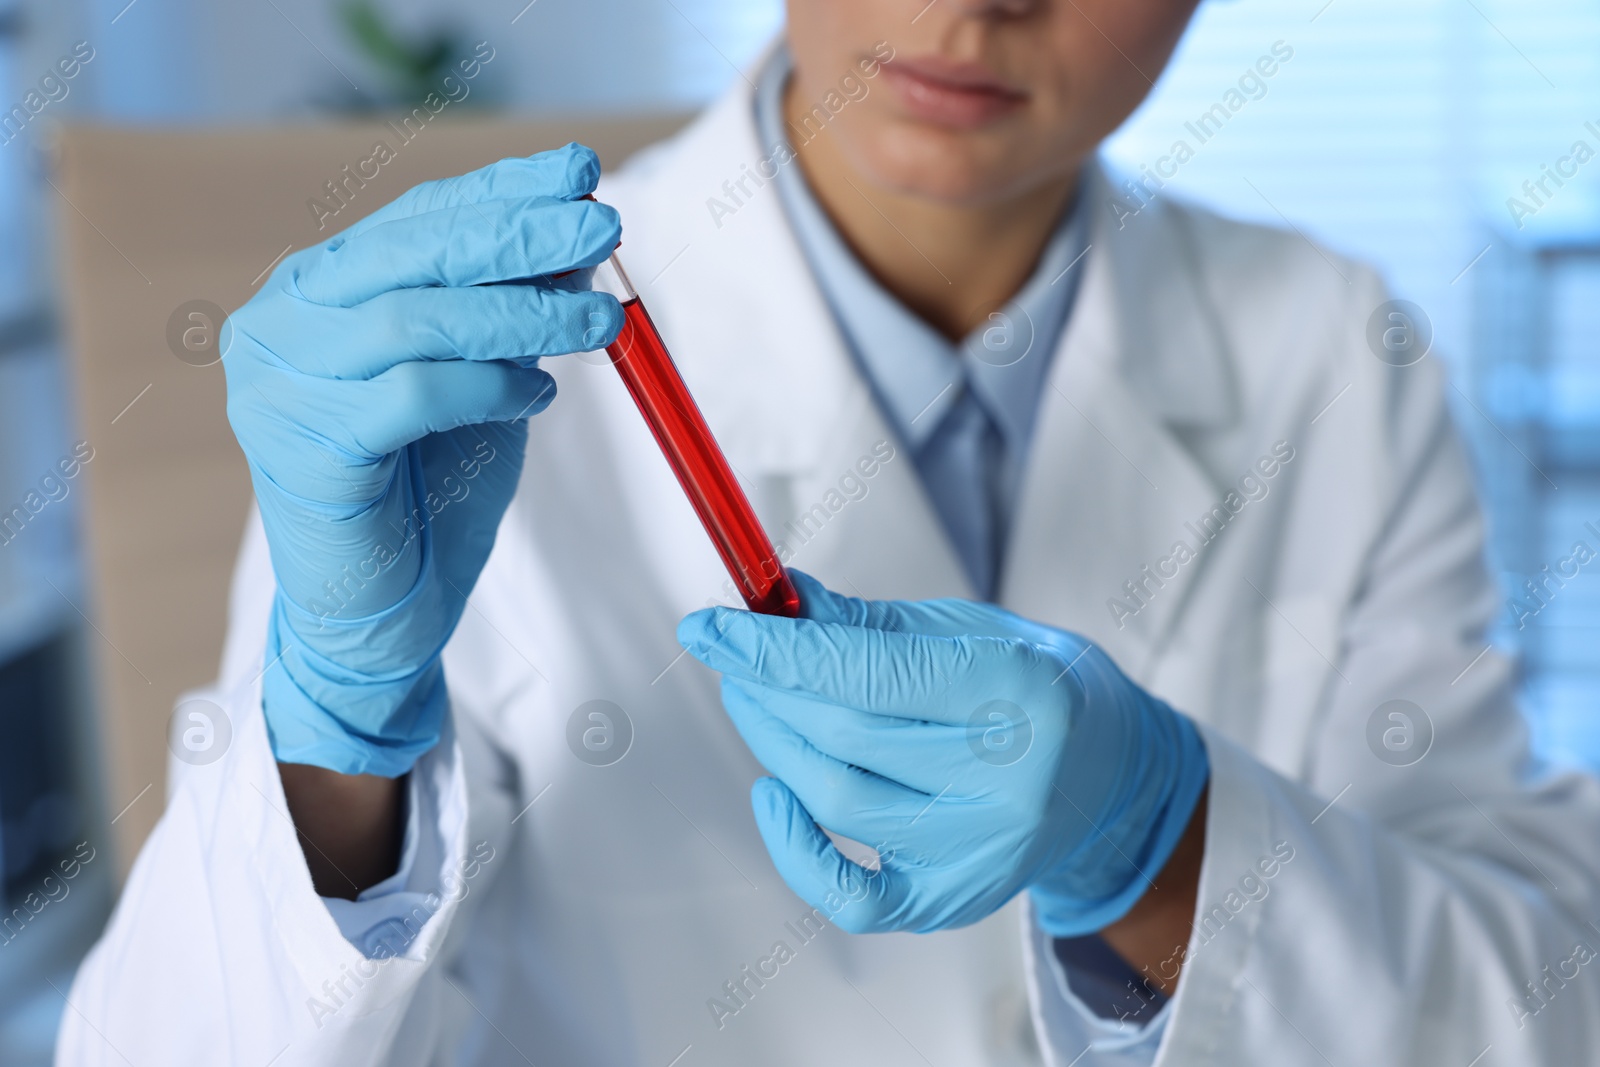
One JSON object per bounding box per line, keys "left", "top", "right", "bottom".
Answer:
{"left": 843, "top": 135, "right": 1054, "bottom": 208}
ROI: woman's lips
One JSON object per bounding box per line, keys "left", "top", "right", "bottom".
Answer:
{"left": 879, "top": 56, "right": 1029, "bottom": 129}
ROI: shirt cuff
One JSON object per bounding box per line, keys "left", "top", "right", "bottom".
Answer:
{"left": 1022, "top": 896, "right": 1172, "bottom": 1067}
{"left": 1051, "top": 934, "right": 1168, "bottom": 1023}
{"left": 319, "top": 733, "right": 458, "bottom": 959}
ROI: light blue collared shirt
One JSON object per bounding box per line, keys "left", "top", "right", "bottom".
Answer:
{"left": 754, "top": 47, "right": 1088, "bottom": 597}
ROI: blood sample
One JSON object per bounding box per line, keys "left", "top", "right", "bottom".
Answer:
{"left": 587, "top": 253, "right": 801, "bottom": 618}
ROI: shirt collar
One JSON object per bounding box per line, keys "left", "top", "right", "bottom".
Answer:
{"left": 754, "top": 46, "right": 1089, "bottom": 455}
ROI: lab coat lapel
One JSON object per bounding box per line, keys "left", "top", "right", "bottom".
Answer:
{"left": 604, "top": 76, "right": 863, "bottom": 478}
{"left": 773, "top": 383, "right": 976, "bottom": 604}
{"left": 1000, "top": 163, "right": 1239, "bottom": 681}
{"left": 602, "top": 74, "right": 973, "bottom": 604}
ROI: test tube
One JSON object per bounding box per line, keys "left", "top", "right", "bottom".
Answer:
{"left": 587, "top": 253, "right": 802, "bottom": 618}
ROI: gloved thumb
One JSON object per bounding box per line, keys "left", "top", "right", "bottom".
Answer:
{"left": 790, "top": 570, "right": 855, "bottom": 624}
{"left": 792, "top": 569, "right": 1035, "bottom": 643}
{"left": 749, "top": 776, "right": 905, "bottom": 935}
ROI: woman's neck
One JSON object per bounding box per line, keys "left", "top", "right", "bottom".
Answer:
{"left": 784, "top": 81, "right": 1078, "bottom": 342}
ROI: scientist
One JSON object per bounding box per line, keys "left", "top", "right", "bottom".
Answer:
{"left": 61, "top": 0, "right": 1600, "bottom": 1064}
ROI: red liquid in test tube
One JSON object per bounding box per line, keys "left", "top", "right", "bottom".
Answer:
{"left": 591, "top": 254, "right": 801, "bottom": 617}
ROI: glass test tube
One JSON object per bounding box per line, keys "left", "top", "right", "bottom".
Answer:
{"left": 588, "top": 254, "right": 801, "bottom": 618}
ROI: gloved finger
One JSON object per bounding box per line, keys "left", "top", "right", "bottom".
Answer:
{"left": 293, "top": 196, "right": 621, "bottom": 307}
{"left": 679, "top": 608, "right": 1058, "bottom": 724}
{"left": 724, "top": 678, "right": 970, "bottom": 797}
{"left": 749, "top": 777, "right": 912, "bottom": 935}
{"left": 331, "top": 143, "right": 603, "bottom": 245}
{"left": 256, "top": 285, "right": 623, "bottom": 380}
{"left": 332, "top": 359, "right": 558, "bottom": 457}
{"left": 721, "top": 679, "right": 930, "bottom": 843}
{"left": 792, "top": 569, "right": 1084, "bottom": 658}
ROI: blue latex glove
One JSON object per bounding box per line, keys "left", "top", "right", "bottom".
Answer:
{"left": 677, "top": 571, "right": 1209, "bottom": 936}
{"left": 223, "top": 144, "right": 624, "bottom": 776}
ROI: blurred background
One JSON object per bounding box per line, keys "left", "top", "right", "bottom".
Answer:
{"left": 1, "top": 0, "right": 1597, "bottom": 1061}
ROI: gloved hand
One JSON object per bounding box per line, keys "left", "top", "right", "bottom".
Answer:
{"left": 678, "top": 571, "right": 1209, "bottom": 935}
{"left": 224, "top": 144, "right": 624, "bottom": 777}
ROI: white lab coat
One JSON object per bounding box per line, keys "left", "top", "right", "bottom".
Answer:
{"left": 60, "top": 67, "right": 1600, "bottom": 1067}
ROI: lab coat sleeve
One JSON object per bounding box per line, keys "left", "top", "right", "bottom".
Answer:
{"left": 56, "top": 512, "right": 513, "bottom": 1067}
{"left": 320, "top": 767, "right": 448, "bottom": 960}
{"left": 1023, "top": 902, "right": 1171, "bottom": 1067}
{"left": 1127, "top": 354, "right": 1600, "bottom": 1064}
